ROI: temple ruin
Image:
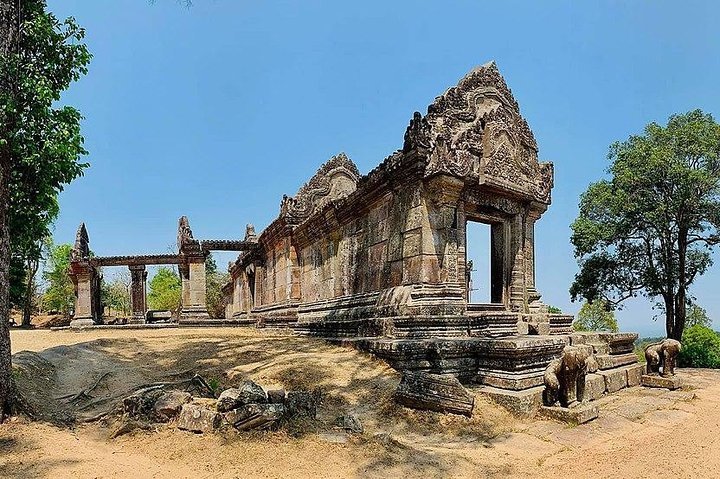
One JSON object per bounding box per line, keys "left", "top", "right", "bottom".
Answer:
{"left": 70, "top": 62, "right": 645, "bottom": 413}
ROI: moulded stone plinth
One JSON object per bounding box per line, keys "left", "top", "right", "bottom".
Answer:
{"left": 595, "top": 353, "right": 639, "bottom": 370}
{"left": 641, "top": 374, "right": 682, "bottom": 390}
{"left": 69, "top": 317, "right": 94, "bottom": 328}
{"left": 476, "top": 385, "right": 544, "bottom": 417}
{"left": 540, "top": 403, "right": 599, "bottom": 424}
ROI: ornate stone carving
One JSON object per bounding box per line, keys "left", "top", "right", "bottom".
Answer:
{"left": 644, "top": 339, "right": 682, "bottom": 377}
{"left": 402, "top": 61, "right": 553, "bottom": 204}
{"left": 543, "top": 345, "right": 598, "bottom": 407}
{"left": 71, "top": 223, "right": 90, "bottom": 261}
{"left": 177, "top": 216, "right": 202, "bottom": 256}
{"left": 280, "top": 153, "right": 361, "bottom": 224}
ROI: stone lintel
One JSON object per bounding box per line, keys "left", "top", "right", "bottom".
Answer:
{"left": 641, "top": 374, "right": 682, "bottom": 390}
{"left": 540, "top": 404, "right": 599, "bottom": 425}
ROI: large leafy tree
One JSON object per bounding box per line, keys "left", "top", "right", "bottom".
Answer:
{"left": 42, "top": 243, "right": 75, "bottom": 316}
{"left": 0, "top": 0, "right": 90, "bottom": 418}
{"left": 571, "top": 110, "right": 720, "bottom": 341}
{"left": 573, "top": 301, "right": 619, "bottom": 333}
{"left": 206, "top": 254, "right": 229, "bottom": 319}
{"left": 148, "top": 267, "right": 182, "bottom": 312}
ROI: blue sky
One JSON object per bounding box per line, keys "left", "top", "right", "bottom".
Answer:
{"left": 47, "top": 0, "right": 720, "bottom": 336}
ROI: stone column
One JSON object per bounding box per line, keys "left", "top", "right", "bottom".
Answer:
{"left": 69, "top": 269, "right": 95, "bottom": 327}
{"left": 508, "top": 213, "right": 526, "bottom": 312}
{"left": 129, "top": 264, "right": 147, "bottom": 324}
{"left": 180, "top": 257, "right": 210, "bottom": 322}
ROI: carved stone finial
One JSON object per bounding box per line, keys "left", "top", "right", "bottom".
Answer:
{"left": 543, "top": 345, "right": 598, "bottom": 407}
{"left": 644, "top": 339, "right": 682, "bottom": 377}
{"left": 177, "top": 215, "right": 202, "bottom": 256}
{"left": 71, "top": 223, "right": 90, "bottom": 261}
{"left": 245, "top": 224, "right": 257, "bottom": 242}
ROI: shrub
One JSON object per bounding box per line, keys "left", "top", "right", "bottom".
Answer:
{"left": 678, "top": 325, "right": 720, "bottom": 368}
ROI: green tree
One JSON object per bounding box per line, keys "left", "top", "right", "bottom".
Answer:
{"left": 573, "top": 301, "right": 619, "bottom": 333}
{"left": 571, "top": 110, "right": 720, "bottom": 341}
{"left": 1, "top": 0, "right": 90, "bottom": 418}
{"left": 42, "top": 243, "right": 74, "bottom": 316}
{"left": 101, "top": 271, "right": 131, "bottom": 317}
{"left": 678, "top": 324, "right": 720, "bottom": 368}
{"left": 147, "top": 267, "right": 181, "bottom": 312}
{"left": 547, "top": 305, "right": 562, "bottom": 314}
{"left": 685, "top": 303, "right": 712, "bottom": 329}
{"left": 206, "top": 254, "right": 229, "bottom": 319}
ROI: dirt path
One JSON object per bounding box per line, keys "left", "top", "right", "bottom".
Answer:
{"left": 2, "top": 328, "right": 719, "bottom": 478}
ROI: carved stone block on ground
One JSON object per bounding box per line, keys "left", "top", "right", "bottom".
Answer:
{"left": 625, "top": 364, "right": 645, "bottom": 387}
{"left": 224, "top": 403, "right": 285, "bottom": 431}
{"left": 396, "top": 371, "right": 474, "bottom": 417}
{"left": 583, "top": 373, "right": 606, "bottom": 401}
{"left": 177, "top": 403, "right": 221, "bottom": 433}
{"left": 641, "top": 374, "right": 682, "bottom": 390}
{"left": 540, "top": 404, "right": 599, "bottom": 424}
{"left": 216, "top": 381, "right": 267, "bottom": 412}
{"left": 599, "top": 368, "right": 628, "bottom": 393}
{"left": 153, "top": 390, "right": 192, "bottom": 422}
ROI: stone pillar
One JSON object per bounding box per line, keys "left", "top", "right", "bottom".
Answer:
{"left": 70, "top": 270, "right": 95, "bottom": 327}
{"left": 180, "top": 257, "right": 210, "bottom": 322}
{"left": 508, "top": 213, "right": 526, "bottom": 312}
{"left": 129, "top": 264, "right": 147, "bottom": 324}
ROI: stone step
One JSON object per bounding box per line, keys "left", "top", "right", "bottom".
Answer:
{"left": 595, "top": 352, "right": 638, "bottom": 370}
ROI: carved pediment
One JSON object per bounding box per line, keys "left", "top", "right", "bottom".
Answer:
{"left": 403, "top": 61, "right": 553, "bottom": 204}
{"left": 280, "top": 153, "right": 361, "bottom": 224}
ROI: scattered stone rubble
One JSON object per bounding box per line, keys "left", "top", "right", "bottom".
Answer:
{"left": 116, "top": 379, "right": 320, "bottom": 436}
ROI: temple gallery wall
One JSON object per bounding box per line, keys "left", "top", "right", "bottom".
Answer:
{"left": 69, "top": 62, "right": 661, "bottom": 415}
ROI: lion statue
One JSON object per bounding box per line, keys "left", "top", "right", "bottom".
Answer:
{"left": 644, "top": 339, "right": 682, "bottom": 377}
{"left": 543, "top": 345, "right": 598, "bottom": 407}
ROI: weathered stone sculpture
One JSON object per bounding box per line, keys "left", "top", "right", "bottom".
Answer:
{"left": 543, "top": 345, "right": 597, "bottom": 407}
{"left": 644, "top": 339, "right": 682, "bottom": 377}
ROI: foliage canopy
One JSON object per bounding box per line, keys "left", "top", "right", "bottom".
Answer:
{"left": 571, "top": 110, "right": 720, "bottom": 340}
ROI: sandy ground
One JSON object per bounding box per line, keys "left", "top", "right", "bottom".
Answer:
{"left": 2, "top": 327, "right": 720, "bottom": 479}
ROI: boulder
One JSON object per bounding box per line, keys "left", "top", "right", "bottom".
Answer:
{"left": 177, "top": 403, "right": 221, "bottom": 433}
{"left": 216, "top": 381, "right": 267, "bottom": 412}
{"left": 224, "top": 403, "right": 285, "bottom": 431}
{"left": 334, "top": 415, "right": 363, "bottom": 434}
{"left": 153, "top": 390, "right": 192, "bottom": 422}
{"left": 285, "top": 391, "right": 317, "bottom": 419}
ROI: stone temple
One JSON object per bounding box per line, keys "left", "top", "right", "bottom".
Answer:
{"left": 70, "top": 62, "right": 643, "bottom": 413}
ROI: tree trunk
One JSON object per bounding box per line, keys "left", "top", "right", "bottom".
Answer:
{"left": 663, "top": 293, "right": 675, "bottom": 340}
{"left": 674, "top": 231, "right": 688, "bottom": 341}
{"left": 0, "top": 0, "right": 19, "bottom": 420}
{"left": 21, "top": 258, "right": 38, "bottom": 327}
